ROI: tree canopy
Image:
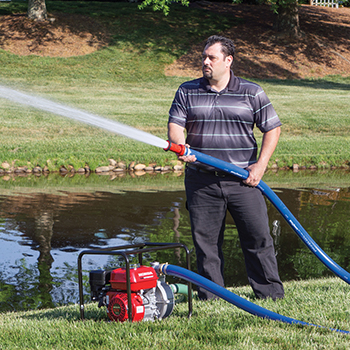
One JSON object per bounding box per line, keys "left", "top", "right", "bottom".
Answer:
{"left": 26, "top": 0, "right": 300, "bottom": 37}
{"left": 138, "top": 0, "right": 300, "bottom": 37}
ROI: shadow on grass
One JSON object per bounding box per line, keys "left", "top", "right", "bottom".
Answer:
{"left": 21, "top": 303, "right": 108, "bottom": 322}
{"left": 255, "top": 77, "right": 350, "bottom": 91}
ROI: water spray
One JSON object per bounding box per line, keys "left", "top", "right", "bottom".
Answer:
{"left": 0, "top": 85, "right": 169, "bottom": 150}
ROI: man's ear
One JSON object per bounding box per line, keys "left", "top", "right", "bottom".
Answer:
{"left": 226, "top": 55, "right": 233, "bottom": 68}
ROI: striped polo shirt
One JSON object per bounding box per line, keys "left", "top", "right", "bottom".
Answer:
{"left": 168, "top": 72, "right": 281, "bottom": 169}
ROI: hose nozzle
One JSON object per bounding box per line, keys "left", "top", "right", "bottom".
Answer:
{"left": 163, "top": 141, "right": 186, "bottom": 156}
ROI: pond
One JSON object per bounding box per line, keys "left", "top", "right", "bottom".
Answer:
{"left": 0, "top": 169, "right": 350, "bottom": 312}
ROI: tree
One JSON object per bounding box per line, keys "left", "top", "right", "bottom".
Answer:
{"left": 140, "top": 0, "right": 300, "bottom": 38}
{"left": 27, "top": 0, "right": 47, "bottom": 21}
{"left": 270, "top": 0, "right": 300, "bottom": 37}
{"left": 139, "top": 0, "right": 190, "bottom": 16}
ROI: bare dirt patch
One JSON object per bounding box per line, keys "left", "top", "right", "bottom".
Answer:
{"left": 166, "top": 4, "right": 350, "bottom": 79}
{"left": 0, "top": 4, "right": 350, "bottom": 79}
{"left": 0, "top": 12, "right": 110, "bottom": 57}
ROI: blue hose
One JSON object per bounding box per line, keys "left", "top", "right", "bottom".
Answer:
{"left": 153, "top": 262, "right": 349, "bottom": 334}
{"left": 184, "top": 148, "right": 350, "bottom": 284}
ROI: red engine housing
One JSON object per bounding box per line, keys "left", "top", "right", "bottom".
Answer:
{"left": 106, "top": 265, "right": 158, "bottom": 322}
{"left": 109, "top": 265, "right": 158, "bottom": 291}
{"left": 107, "top": 291, "right": 144, "bottom": 322}
{"left": 89, "top": 264, "right": 176, "bottom": 323}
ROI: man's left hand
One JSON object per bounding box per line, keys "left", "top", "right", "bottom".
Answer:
{"left": 243, "top": 163, "right": 265, "bottom": 187}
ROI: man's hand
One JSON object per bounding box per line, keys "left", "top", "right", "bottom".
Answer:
{"left": 243, "top": 162, "right": 265, "bottom": 187}
{"left": 179, "top": 154, "right": 197, "bottom": 163}
{"left": 177, "top": 144, "right": 196, "bottom": 163}
{"left": 243, "top": 127, "right": 281, "bottom": 187}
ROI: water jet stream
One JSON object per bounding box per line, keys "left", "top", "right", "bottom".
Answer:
{"left": 0, "top": 85, "right": 168, "bottom": 149}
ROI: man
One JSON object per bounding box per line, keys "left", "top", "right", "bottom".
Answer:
{"left": 168, "top": 35, "right": 284, "bottom": 300}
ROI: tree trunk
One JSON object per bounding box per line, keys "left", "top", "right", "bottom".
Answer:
{"left": 273, "top": 0, "right": 300, "bottom": 38}
{"left": 27, "top": 0, "right": 47, "bottom": 21}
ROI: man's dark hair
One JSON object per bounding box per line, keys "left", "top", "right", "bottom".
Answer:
{"left": 205, "top": 35, "right": 235, "bottom": 62}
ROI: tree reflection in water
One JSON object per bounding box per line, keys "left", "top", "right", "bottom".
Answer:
{"left": 33, "top": 211, "right": 55, "bottom": 307}
{"left": 0, "top": 186, "right": 349, "bottom": 311}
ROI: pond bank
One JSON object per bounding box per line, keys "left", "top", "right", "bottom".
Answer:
{"left": 0, "top": 159, "right": 185, "bottom": 177}
{"left": 1, "top": 158, "right": 350, "bottom": 177}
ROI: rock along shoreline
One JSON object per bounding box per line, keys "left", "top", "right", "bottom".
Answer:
{"left": 0, "top": 159, "right": 185, "bottom": 177}
{"left": 1, "top": 158, "right": 349, "bottom": 177}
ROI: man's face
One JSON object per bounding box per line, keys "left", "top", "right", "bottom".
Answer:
{"left": 202, "top": 43, "right": 232, "bottom": 82}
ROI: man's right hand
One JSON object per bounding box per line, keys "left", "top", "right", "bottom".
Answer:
{"left": 178, "top": 144, "right": 196, "bottom": 163}
{"left": 179, "top": 154, "right": 197, "bottom": 163}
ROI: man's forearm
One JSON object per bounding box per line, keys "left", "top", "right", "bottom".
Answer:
{"left": 168, "top": 122, "right": 196, "bottom": 162}
{"left": 257, "top": 126, "right": 281, "bottom": 169}
{"left": 168, "top": 122, "right": 186, "bottom": 145}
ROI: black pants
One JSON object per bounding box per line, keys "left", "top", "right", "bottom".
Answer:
{"left": 185, "top": 167, "right": 284, "bottom": 300}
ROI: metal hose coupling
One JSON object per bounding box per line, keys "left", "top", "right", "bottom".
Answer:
{"left": 150, "top": 261, "right": 169, "bottom": 275}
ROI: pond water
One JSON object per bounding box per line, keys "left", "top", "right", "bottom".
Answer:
{"left": 1, "top": 170, "right": 350, "bottom": 312}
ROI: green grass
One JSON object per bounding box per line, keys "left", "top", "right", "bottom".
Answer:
{"left": 263, "top": 78, "right": 350, "bottom": 168}
{"left": 1, "top": 277, "right": 350, "bottom": 349}
{"left": 0, "top": 2, "right": 349, "bottom": 172}
{"left": 0, "top": 1, "right": 236, "bottom": 170}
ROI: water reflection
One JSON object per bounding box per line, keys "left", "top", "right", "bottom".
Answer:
{"left": 0, "top": 184, "right": 350, "bottom": 312}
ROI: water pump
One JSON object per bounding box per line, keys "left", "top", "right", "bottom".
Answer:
{"left": 89, "top": 265, "right": 175, "bottom": 322}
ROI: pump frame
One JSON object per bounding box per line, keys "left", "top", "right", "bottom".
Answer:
{"left": 78, "top": 242, "right": 193, "bottom": 321}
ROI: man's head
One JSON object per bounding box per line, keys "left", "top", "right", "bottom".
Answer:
{"left": 204, "top": 35, "right": 235, "bottom": 62}
{"left": 202, "top": 35, "right": 235, "bottom": 84}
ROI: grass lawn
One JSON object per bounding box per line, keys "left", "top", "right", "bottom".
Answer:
{"left": 1, "top": 277, "right": 350, "bottom": 349}
{"left": 0, "top": 1, "right": 349, "bottom": 172}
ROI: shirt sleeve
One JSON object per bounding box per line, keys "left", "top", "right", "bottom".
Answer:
{"left": 252, "top": 88, "right": 282, "bottom": 133}
{"left": 168, "top": 87, "right": 188, "bottom": 128}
